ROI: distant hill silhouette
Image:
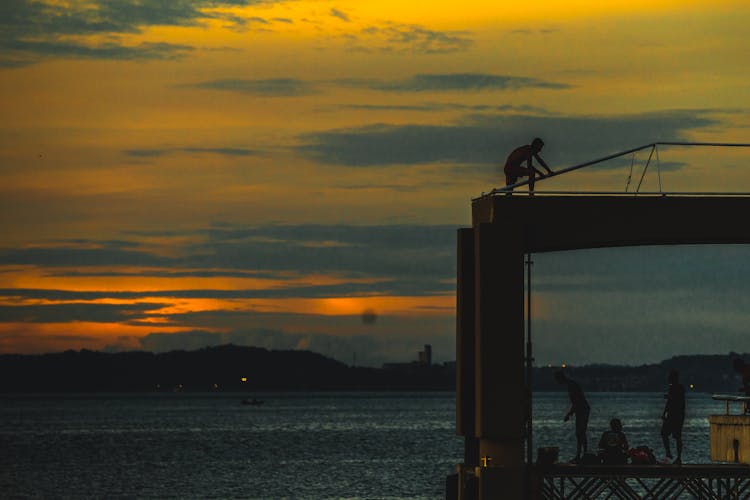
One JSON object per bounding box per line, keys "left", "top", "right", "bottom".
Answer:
{"left": 0, "top": 345, "right": 746, "bottom": 393}
{"left": 533, "top": 353, "right": 747, "bottom": 393}
{"left": 0, "top": 344, "right": 454, "bottom": 392}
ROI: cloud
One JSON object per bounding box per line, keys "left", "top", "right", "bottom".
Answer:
{"left": 510, "top": 28, "right": 559, "bottom": 35}
{"left": 3, "top": 40, "right": 193, "bottom": 64}
{"left": 184, "top": 78, "right": 315, "bottom": 96}
{"left": 124, "top": 147, "right": 259, "bottom": 158}
{"left": 0, "top": 278, "right": 451, "bottom": 302}
{"left": 0, "top": 0, "right": 279, "bottom": 66}
{"left": 183, "top": 73, "right": 564, "bottom": 97}
{"left": 297, "top": 109, "right": 718, "bottom": 167}
{"left": 0, "top": 302, "right": 167, "bottom": 323}
{"left": 330, "top": 103, "right": 551, "bottom": 114}
{"left": 343, "top": 73, "right": 571, "bottom": 92}
{"left": 330, "top": 8, "right": 350, "bottom": 22}
{"left": 189, "top": 224, "right": 458, "bottom": 279}
{"left": 0, "top": 224, "right": 458, "bottom": 294}
{"left": 0, "top": 240, "right": 170, "bottom": 268}
{"left": 348, "top": 22, "right": 473, "bottom": 54}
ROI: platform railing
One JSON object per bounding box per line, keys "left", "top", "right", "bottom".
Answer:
{"left": 477, "top": 191, "right": 750, "bottom": 199}
{"left": 536, "top": 463, "right": 750, "bottom": 500}
{"left": 486, "top": 142, "right": 750, "bottom": 197}
{"left": 712, "top": 394, "right": 750, "bottom": 415}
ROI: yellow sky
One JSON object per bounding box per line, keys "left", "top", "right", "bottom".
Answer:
{"left": 1, "top": 0, "right": 749, "bottom": 361}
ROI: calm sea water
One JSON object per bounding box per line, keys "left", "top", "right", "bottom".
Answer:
{"left": 0, "top": 391, "right": 727, "bottom": 498}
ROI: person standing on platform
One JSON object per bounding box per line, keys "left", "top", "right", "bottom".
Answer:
{"left": 732, "top": 358, "right": 750, "bottom": 413}
{"left": 503, "top": 137, "right": 554, "bottom": 191}
{"left": 555, "top": 370, "right": 590, "bottom": 462}
{"left": 661, "top": 369, "right": 686, "bottom": 464}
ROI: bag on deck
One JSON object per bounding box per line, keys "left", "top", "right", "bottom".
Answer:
{"left": 628, "top": 446, "right": 656, "bottom": 465}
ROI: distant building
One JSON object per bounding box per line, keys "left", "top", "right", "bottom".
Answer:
{"left": 418, "top": 344, "right": 432, "bottom": 366}
{"left": 383, "top": 344, "right": 434, "bottom": 370}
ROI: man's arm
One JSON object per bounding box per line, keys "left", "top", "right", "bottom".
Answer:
{"left": 526, "top": 154, "right": 545, "bottom": 177}
{"left": 564, "top": 405, "right": 574, "bottom": 421}
{"left": 534, "top": 153, "right": 553, "bottom": 174}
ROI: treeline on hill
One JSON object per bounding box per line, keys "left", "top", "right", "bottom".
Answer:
{"left": 533, "top": 353, "right": 747, "bottom": 393}
{"left": 0, "top": 344, "right": 454, "bottom": 392}
{"left": 0, "top": 345, "right": 747, "bottom": 393}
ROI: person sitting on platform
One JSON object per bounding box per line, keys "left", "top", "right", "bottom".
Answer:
{"left": 598, "top": 418, "right": 629, "bottom": 465}
{"left": 503, "top": 137, "right": 554, "bottom": 192}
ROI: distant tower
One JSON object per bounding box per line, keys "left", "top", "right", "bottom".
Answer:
{"left": 418, "top": 344, "right": 432, "bottom": 366}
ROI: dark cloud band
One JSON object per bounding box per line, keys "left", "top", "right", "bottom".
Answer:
{"left": 357, "top": 73, "right": 571, "bottom": 92}
{"left": 124, "top": 147, "right": 259, "bottom": 158}
{"left": 183, "top": 78, "right": 314, "bottom": 96}
{"left": 0, "top": 0, "right": 280, "bottom": 65}
{"left": 0, "top": 224, "right": 458, "bottom": 296}
{"left": 297, "top": 110, "right": 717, "bottom": 167}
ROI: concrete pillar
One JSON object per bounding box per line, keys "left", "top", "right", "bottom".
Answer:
{"left": 457, "top": 228, "right": 479, "bottom": 466}
{"left": 474, "top": 222, "right": 526, "bottom": 498}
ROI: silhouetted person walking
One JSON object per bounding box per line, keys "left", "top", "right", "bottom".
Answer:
{"left": 661, "top": 369, "right": 685, "bottom": 464}
{"left": 504, "top": 137, "right": 553, "bottom": 191}
{"left": 555, "top": 370, "right": 590, "bottom": 462}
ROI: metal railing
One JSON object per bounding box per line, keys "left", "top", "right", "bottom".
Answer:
{"left": 538, "top": 464, "right": 750, "bottom": 499}
{"left": 488, "top": 142, "right": 750, "bottom": 197}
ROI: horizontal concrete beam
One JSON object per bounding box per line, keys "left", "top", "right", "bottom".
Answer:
{"left": 473, "top": 195, "right": 750, "bottom": 252}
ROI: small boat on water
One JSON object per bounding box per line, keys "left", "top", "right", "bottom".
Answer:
{"left": 241, "top": 398, "right": 264, "bottom": 406}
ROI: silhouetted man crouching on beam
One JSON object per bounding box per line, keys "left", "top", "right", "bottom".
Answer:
{"left": 504, "top": 137, "right": 553, "bottom": 191}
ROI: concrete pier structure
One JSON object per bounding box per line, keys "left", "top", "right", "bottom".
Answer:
{"left": 452, "top": 193, "right": 750, "bottom": 500}
{"left": 710, "top": 415, "right": 750, "bottom": 463}
{"left": 710, "top": 395, "right": 750, "bottom": 464}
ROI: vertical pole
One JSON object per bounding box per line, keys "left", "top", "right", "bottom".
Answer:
{"left": 635, "top": 145, "right": 656, "bottom": 193}
{"left": 525, "top": 253, "right": 533, "bottom": 500}
{"left": 655, "top": 145, "right": 663, "bottom": 193}
{"left": 526, "top": 253, "right": 533, "bottom": 466}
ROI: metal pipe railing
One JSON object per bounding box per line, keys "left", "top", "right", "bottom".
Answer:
{"left": 490, "top": 142, "right": 750, "bottom": 195}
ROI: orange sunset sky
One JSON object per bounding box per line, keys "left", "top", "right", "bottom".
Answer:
{"left": 1, "top": 0, "right": 750, "bottom": 365}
